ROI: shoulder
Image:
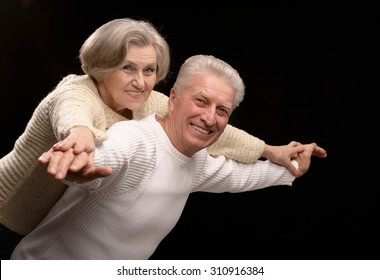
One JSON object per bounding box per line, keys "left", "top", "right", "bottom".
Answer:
{"left": 100, "top": 115, "right": 160, "bottom": 162}
{"left": 134, "top": 91, "right": 169, "bottom": 120}
{"left": 47, "top": 74, "right": 101, "bottom": 104}
{"left": 107, "top": 114, "right": 157, "bottom": 140}
{"left": 144, "top": 90, "right": 169, "bottom": 108}
{"left": 56, "top": 74, "right": 93, "bottom": 88}
{"left": 150, "top": 90, "right": 169, "bottom": 100}
{"left": 53, "top": 74, "right": 97, "bottom": 96}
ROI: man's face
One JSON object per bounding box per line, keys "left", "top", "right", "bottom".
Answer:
{"left": 167, "top": 73, "right": 235, "bottom": 157}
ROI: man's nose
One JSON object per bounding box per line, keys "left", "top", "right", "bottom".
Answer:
{"left": 201, "top": 107, "right": 216, "bottom": 126}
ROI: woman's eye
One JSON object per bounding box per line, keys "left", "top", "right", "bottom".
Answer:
{"left": 122, "top": 65, "right": 134, "bottom": 71}
{"left": 144, "top": 67, "right": 156, "bottom": 73}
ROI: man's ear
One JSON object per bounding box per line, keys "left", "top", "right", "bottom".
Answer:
{"left": 168, "top": 88, "right": 176, "bottom": 112}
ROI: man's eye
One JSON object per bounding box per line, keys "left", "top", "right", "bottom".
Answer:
{"left": 217, "top": 108, "right": 230, "bottom": 117}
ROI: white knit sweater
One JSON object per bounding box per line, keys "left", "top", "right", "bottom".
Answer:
{"left": 0, "top": 74, "right": 264, "bottom": 235}
{"left": 11, "top": 114, "right": 292, "bottom": 260}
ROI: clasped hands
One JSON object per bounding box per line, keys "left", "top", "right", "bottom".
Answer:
{"left": 38, "top": 126, "right": 112, "bottom": 182}
{"left": 262, "top": 141, "right": 327, "bottom": 178}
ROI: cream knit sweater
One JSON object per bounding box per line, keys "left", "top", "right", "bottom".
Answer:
{"left": 0, "top": 74, "right": 264, "bottom": 235}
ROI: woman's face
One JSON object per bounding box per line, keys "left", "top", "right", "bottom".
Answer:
{"left": 97, "top": 44, "right": 158, "bottom": 117}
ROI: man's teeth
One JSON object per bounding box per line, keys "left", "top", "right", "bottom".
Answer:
{"left": 192, "top": 125, "right": 210, "bottom": 134}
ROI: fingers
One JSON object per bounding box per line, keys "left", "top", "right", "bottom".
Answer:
{"left": 46, "top": 148, "right": 77, "bottom": 180}
{"left": 52, "top": 139, "right": 76, "bottom": 152}
{"left": 296, "top": 144, "right": 317, "bottom": 175}
{"left": 66, "top": 166, "right": 112, "bottom": 183}
{"left": 40, "top": 149, "right": 105, "bottom": 181}
{"left": 38, "top": 150, "right": 53, "bottom": 164}
{"left": 288, "top": 141, "right": 301, "bottom": 147}
{"left": 39, "top": 139, "right": 79, "bottom": 165}
{"left": 52, "top": 140, "right": 87, "bottom": 154}
{"left": 281, "top": 145, "right": 303, "bottom": 176}
{"left": 290, "top": 145, "right": 305, "bottom": 158}
{"left": 263, "top": 141, "right": 326, "bottom": 179}
{"left": 312, "top": 145, "right": 328, "bottom": 158}
{"left": 68, "top": 152, "right": 92, "bottom": 172}
{"left": 52, "top": 133, "right": 95, "bottom": 154}
{"left": 82, "top": 166, "right": 113, "bottom": 179}
{"left": 305, "top": 143, "right": 317, "bottom": 156}
{"left": 289, "top": 142, "right": 327, "bottom": 159}
{"left": 41, "top": 148, "right": 90, "bottom": 180}
{"left": 286, "top": 161, "right": 299, "bottom": 177}
{"left": 300, "top": 143, "right": 327, "bottom": 158}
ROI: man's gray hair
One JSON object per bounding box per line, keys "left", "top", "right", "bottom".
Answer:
{"left": 173, "top": 54, "right": 245, "bottom": 110}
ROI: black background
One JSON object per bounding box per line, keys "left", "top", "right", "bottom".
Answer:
{"left": 1, "top": 1, "right": 378, "bottom": 259}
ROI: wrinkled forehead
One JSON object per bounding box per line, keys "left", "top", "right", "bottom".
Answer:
{"left": 187, "top": 74, "right": 235, "bottom": 105}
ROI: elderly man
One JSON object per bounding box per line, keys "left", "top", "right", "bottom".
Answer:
{"left": 11, "top": 54, "right": 326, "bottom": 259}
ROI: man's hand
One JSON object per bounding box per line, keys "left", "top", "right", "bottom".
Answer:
{"left": 39, "top": 148, "right": 112, "bottom": 181}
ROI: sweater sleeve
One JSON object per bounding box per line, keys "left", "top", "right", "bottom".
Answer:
{"left": 207, "top": 124, "right": 265, "bottom": 163}
{"left": 48, "top": 75, "right": 109, "bottom": 143}
{"left": 193, "top": 155, "right": 296, "bottom": 193}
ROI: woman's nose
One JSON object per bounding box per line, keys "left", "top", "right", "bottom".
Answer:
{"left": 132, "top": 72, "right": 144, "bottom": 88}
